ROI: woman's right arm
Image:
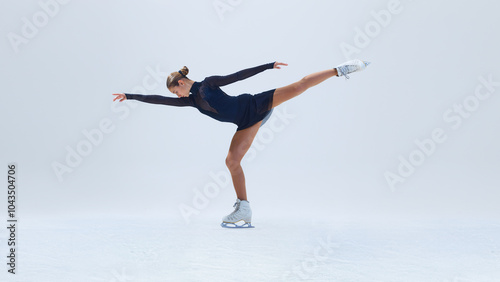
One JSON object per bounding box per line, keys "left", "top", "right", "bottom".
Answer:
{"left": 112, "top": 93, "right": 194, "bottom": 107}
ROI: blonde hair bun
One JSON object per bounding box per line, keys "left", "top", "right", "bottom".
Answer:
{"left": 167, "top": 66, "right": 190, "bottom": 89}
{"left": 179, "top": 66, "right": 189, "bottom": 76}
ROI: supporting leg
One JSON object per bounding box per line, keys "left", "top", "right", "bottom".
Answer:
{"left": 225, "top": 121, "right": 263, "bottom": 201}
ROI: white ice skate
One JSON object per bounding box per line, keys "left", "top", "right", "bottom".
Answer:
{"left": 221, "top": 199, "right": 254, "bottom": 228}
{"left": 335, "top": 59, "right": 371, "bottom": 79}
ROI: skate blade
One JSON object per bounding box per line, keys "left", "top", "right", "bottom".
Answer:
{"left": 220, "top": 221, "right": 255, "bottom": 228}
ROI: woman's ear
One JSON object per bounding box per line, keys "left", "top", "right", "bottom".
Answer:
{"left": 178, "top": 79, "right": 185, "bottom": 87}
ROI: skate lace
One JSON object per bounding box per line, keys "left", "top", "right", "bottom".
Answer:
{"left": 338, "top": 65, "right": 352, "bottom": 80}
{"left": 226, "top": 201, "right": 240, "bottom": 219}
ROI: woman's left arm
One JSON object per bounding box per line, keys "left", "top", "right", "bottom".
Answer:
{"left": 205, "top": 62, "right": 287, "bottom": 87}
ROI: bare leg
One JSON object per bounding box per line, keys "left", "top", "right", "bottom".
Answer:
{"left": 272, "top": 69, "right": 338, "bottom": 108}
{"left": 225, "top": 69, "right": 338, "bottom": 200}
{"left": 225, "top": 121, "right": 263, "bottom": 201}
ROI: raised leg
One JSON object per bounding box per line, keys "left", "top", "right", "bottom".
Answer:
{"left": 272, "top": 69, "right": 338, "bottom": 108}
{"left": 225, "top": 121, "right": 263, "bottom": 201}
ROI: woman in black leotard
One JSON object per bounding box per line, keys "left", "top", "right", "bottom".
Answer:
{"left": 113, "top": 59, "right": 370, "bottom": 227}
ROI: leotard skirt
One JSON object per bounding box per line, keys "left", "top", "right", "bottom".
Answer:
{"left": 235, "top": 89, "right": 275, "bottom": 131}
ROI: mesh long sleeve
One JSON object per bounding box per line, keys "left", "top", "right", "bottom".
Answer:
{"left": 204, "top": 62, "right": 275, "bottom": 87}
{"left": 124, "top": 94, "right": 194, "bottom": 107}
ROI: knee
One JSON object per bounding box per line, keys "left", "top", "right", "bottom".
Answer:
{"left": 225, "top": 155, "right": 241, "bottom": 171}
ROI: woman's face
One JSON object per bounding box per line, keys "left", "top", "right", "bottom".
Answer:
{"left": 169, "top": 80, "right": 190, "bottom": 98}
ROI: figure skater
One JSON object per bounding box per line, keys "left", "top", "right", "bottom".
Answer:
{"left": 112, "top": 59, "right": 370, "bottom": 228}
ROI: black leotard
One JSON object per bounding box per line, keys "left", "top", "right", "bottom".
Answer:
{"left": 124, "top": 62, "right": 276, "bottom": 131}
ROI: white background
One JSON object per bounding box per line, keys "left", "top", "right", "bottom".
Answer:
{"left": 1, "top": 0, "right": 499, "bottom": 281}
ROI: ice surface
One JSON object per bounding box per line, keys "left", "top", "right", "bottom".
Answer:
{"left": 1, "top": 217, "right": 499, "bottom": 282}
{"left": 1, "top": 0, "right": 500, "bottom": 281}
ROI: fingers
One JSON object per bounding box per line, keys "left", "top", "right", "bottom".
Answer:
{"left": 112, "top": 93, "right": 125, "bottom": 102}
{"left": 274, "top": 62, "right": 288, "bottom": 69}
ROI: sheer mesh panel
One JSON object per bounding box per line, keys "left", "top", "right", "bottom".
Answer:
{"left": 124, "top": 62, "right": 276, "bottom": 129}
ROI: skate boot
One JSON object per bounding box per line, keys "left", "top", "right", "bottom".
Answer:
{"left": 221, "top": 199, "right": 254, "bottom": 228}
{"left": 335, "top": 59, "right": 371, "bottom": 79}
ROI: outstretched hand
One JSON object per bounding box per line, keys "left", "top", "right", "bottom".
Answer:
{"left": 274, "top": 62, "right": 288, "bottom": 69}
{"left": 112, "top": 93, "right": 126, "bottom": 102}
